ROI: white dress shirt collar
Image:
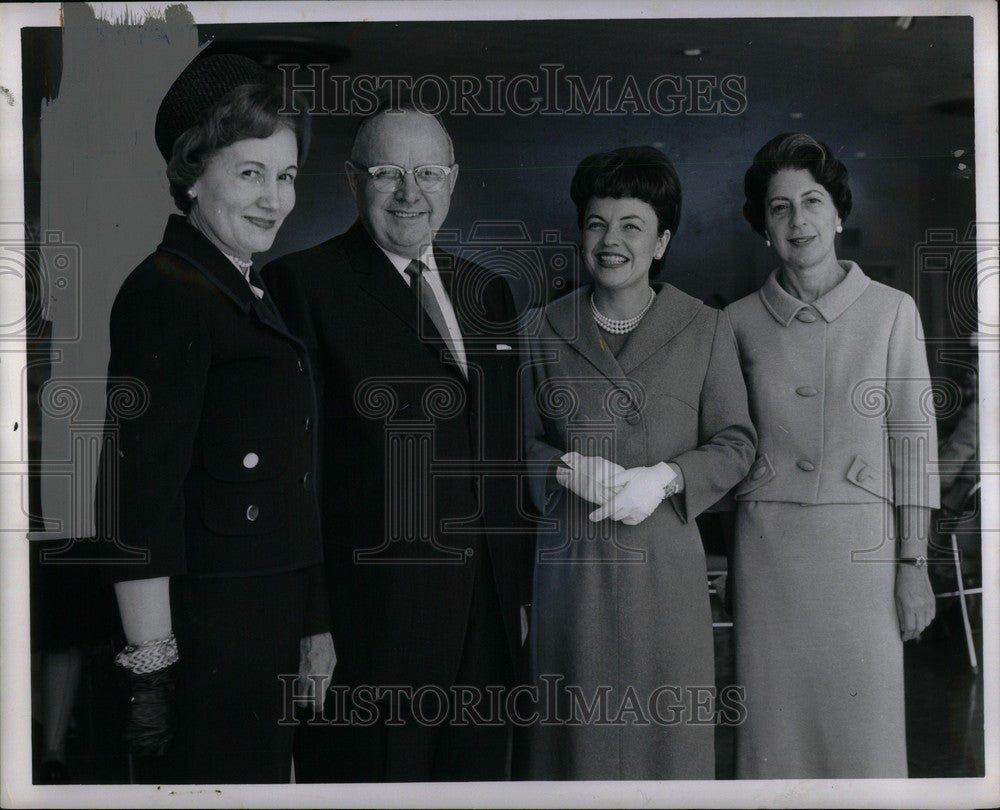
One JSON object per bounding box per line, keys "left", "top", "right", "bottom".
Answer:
{"left": 377, "top": 244, "right": 438, "bottom": 280}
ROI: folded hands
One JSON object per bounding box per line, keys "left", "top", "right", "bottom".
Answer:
{"left": 556, "top": 451, "right": 682, "bottom": 526}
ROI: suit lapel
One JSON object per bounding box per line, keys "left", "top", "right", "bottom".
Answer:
{"left": 346, "top": 222, "right": 425, "bottom": 338}
{"left": 159, "top": 215, "right": 299, "bottom": 343}
{"left": 615, "top": 283, "right": 703, "bottom": 374}
{"left": 347, "top": 224, "right": 466, "bottom": 380}
{"left": 545, "top": 287, "right": 625, "bottom": 382}
{"left": 248, "top": 268, "right": 290, "bottom": 331}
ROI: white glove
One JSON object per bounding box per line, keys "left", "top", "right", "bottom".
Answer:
{"left": 556, "top": 451, "right": 625, "bottom": 505}
{"left": 589, "top": 462, "right": 681, "bottom": 525}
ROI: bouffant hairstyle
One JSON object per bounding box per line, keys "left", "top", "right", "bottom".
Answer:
{"left": 166, "top": 82, "right": 309, "bottom": 214}
{"left": 742, "top": 132, "right": 852, "bottom": 237}
{"left": 570, "top": 145, "right": 682, "bottom": 241}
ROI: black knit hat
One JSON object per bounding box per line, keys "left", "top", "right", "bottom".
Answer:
{"left": 154, "top": 53, "right": 273, "bottom": 162}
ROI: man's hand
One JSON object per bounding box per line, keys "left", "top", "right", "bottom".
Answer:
{"left": 297, "top": 632, "right": 337, "bottom": 713}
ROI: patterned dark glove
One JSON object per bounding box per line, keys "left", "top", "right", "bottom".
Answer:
{"left": 121, "top": 663, "right": 178, "bottom": 757}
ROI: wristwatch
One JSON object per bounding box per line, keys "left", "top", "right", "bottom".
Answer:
{"left": 899, "top": 555, "right": 927, "bottom": 569}
{"left": 656, "top": 461, "right": 682, "bottom": 501}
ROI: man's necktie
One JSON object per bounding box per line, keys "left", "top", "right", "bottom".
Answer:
{"left": 405, "top": 259, "right": 466, "bottom": 377}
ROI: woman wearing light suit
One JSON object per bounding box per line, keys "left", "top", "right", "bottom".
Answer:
{"left": 726, "top": 132, "right": 938, "bottom": 778}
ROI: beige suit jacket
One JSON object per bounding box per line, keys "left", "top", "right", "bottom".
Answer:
{"left": 726, "top": 262, "right": 939, "bottom": 508}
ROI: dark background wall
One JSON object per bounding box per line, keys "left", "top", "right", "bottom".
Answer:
{"left": 22, "top": 12, "right": 978, "bottom": 539}
{"left": 195, "top": 16, "right": 978, "bottom": 330}
{"left": 195, "top": 16, "right": 977, "bottom": 418}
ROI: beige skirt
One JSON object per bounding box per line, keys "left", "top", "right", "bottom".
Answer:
{"left": 733, "top": 500, "right": 907, "bottom": 778}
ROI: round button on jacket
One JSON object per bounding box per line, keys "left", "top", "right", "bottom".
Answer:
{"left": 796, "top": 386, "right": 819, "bottom": 397}
{"left": 796, "top": 460, "right": 816, "bottom": 472}
{"left": 750, "top": 464, "right": 768, "bottom": 480}
{"left": 242, "top": 452, "right": 259, "bottom": 469}
{"left": 795, "top": 310, "right": 818, "bottom": 323}
{"left": 246, "top": 504, "right": 259, "bottom": 521}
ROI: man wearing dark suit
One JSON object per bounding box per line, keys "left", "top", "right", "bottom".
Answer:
{"left": 263, "top": 101, "right": 530, "bottom": 782}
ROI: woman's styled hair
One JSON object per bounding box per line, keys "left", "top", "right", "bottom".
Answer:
{"left": 570, "top": 145, "right": 682, "bottom": 239}
{"left": 166, "top": 82, "right": 309, "bottom": 213}
{"left": 742, "top": 132, "right": 852, "bottom": 237}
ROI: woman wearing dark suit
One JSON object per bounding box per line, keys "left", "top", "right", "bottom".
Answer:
{"left": 725, "top": 133, "right": 938, "bottom": 777}
{"left": 520, "top": 146, "right": 756, "bottom": 779}
{"left": 96, "top": 54, "right": 333, "bottom": 783}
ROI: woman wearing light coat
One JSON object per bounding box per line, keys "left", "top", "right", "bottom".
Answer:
{"left": 520, "top": 145, "right": 756, "bottom": 780}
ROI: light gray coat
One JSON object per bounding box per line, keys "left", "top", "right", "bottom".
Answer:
{"left": 520, "top": 282, "right": 756, "bottom": 780}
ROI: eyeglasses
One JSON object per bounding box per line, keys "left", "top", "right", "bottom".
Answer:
{"left": 349, "top": 162, "right": 455, "bottom": 193}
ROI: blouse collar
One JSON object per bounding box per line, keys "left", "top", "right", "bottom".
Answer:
{"left": 759, "top": 260, "right": 870, "bottom": 326}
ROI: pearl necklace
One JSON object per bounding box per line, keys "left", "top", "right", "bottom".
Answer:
{"left": 223, "top": 252, "right": 253, "bottom": 271}
{"left": 591, "top": 288, "right": 656, "bottom": 335}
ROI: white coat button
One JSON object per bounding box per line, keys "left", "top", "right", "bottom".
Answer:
{"left": 796, "top": 386, "right": 819, "bottom": 397}
{"left": 246, "top": 504, "right": 259, "bottom": 521}
{"left": 243, "top": 452, "right": 259, "bottom": 469}
{"left": 750, "top": 464, "right": 768, "bottom": 480}
{"left": 796, "top": 310, "right": 818, "bottom": 323}
{"left": 797, "top": 460, "right": 816, "bottom": 472}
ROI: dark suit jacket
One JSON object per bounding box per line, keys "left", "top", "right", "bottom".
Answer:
{"left": 263, "top": 221, "right": 532, "bottom": 689}
{"left": 97, "top": 216, "right": 326, "bottom": 633}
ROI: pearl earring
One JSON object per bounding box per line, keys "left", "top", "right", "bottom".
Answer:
{"left": 764, "top": 237, "right": 771, "bottom": 247}
{"left": 836, "top": 223, "right": 843, "bottom": 233}
{"left": 187, "top": 188, "right": 197, "bottom": 199}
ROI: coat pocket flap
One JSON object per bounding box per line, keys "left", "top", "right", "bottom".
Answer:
{"left": 203, "top": 434, "right": 287, "bottom": 482}
{"left": 845, "top": 455, "right": 891, "bottom": 500}
{"left": 734, "top": 453, "right": 776, "bottom": 498}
